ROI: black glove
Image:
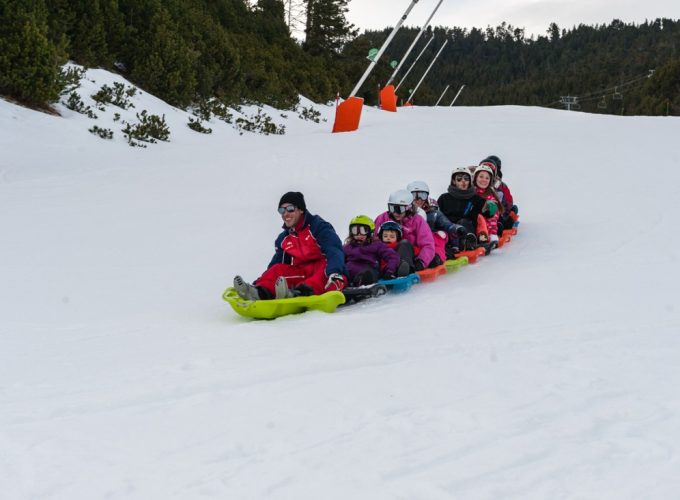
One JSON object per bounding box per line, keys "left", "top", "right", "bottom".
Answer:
{"left": 414, "top": 259, "right": 425, "bottom": 271}
{"left": 455, "top": 226, "right": 467, "bottom": 238}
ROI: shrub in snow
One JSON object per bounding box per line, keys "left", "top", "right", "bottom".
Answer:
{"left": 64, "top": 92, "right": 97, "bottom": 119}
{"left": 121, "top": 110, "right": 170, "bottom": 147}
{"left": 297, "top": 105, "right": 323, "bottom": 123}
{"left": 192, "top": 98, "right": 233, "bottom": 124}
{"left": 88, "top": 125, "right": 113, "bottom": 139}
{"left": 234, "top": 109, "right": 285, "bottom": 136}
{"left": 187, "top": 117, "right": 212, "bottom": 134}
{"left": 91, "top": 82, "right": 136, "bottom": 111}
{"left": 58, "top": 66, "right": 85, "bottom": 95}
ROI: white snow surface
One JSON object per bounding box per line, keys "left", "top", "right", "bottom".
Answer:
{"left": 2, "top": 67, "right": 680, "bottom": 499}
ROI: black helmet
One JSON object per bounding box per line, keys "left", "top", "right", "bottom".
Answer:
{"left": 378, "top": 221, "right": 403, "bottom": 241}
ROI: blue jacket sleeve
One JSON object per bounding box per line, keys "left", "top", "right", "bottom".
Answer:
{"left": 310, "top": 216, "right": 348, "bottom": 277}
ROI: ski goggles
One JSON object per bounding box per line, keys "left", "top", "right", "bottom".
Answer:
{"left": 350, "top": 225, "right": 370, "bottom": 236}
{"left": 412, "top": 191, "right": 429, "bottom": 200}
{"left": 454, "top": 174, "right": 471, "bottom": 183}
{"left": 388, "top": 203, "right": 409, "bottom": 214}
{"left": 278, "top": 205, "right": 297, "bottom": 214}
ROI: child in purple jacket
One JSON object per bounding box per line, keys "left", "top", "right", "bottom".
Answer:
{"left": 343, "top": 215, "right": 401, "bottom": 286}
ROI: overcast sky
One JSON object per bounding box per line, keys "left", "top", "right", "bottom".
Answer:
{"left": 345, "top": 0, "right": 680, "bottom": 38}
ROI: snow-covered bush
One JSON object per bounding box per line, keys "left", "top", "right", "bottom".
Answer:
{"left": 234, "top": 109, "right": 285, "bottom": 136}
{"left": 187, "top": 117, "right": 212, "bottom": 134}
{"left": 91, "top": 82, "right": 136, "bottom": 111}
{"left": 121, "top": 110, "right": 170, "bottom": 147}
{"left": 88, "top": 125, "right": 113, "bottom": 139}
{"left": 64, "top": 92, "right": 97, "bottom": 119}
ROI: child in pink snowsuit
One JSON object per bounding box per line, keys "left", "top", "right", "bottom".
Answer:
{"left": 473, "top": 164, "right": 504, "bottom": 243}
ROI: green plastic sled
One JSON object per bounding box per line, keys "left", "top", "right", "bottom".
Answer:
{"left": 223, "top": 288, "right": 346, "bottom": 320}
{"left": 444, "top": 256, "right": 469, "bottom": 273}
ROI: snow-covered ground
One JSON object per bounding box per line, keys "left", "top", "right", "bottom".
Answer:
{"left": 2, "top": 68, "right": 680, "bottom": 499}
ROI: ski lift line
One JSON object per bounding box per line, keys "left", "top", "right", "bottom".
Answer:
{"left": 386, "top": 0, "right": 445, "bottom": 86}
{"left": 577, "top": 73, "right": 650, "bottom": 99}
{"left": 349, "top": 0, "right": 420, "bottom": 98}
{"left": 406, "top": 38, "right": 449, "bottom": 103}
{"left": 543, "top": 70, "right": 654, "bottom": 106}
{"left": 543, "top": 76, "right": 650, "bottom": 107}
{"left": 395, "top": 34, "right": 435, "bottom": 92}
{"left": 573, "top": 72, "right": 653, "bottom": 100}
{"left": 574, "top": 80, "right": 647, "bottom": 104}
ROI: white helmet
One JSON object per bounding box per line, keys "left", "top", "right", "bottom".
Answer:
{"left": 406, "top": 180, "right": 429, "bottom": 194}
{"left": 474, "top": 164, "right": 495, "bottom": 183}
{"left": 451, "top": 166, "right": 472, "bottom": 182}
{"left": 388, "top": 189, "right": 413, "bottom": 206}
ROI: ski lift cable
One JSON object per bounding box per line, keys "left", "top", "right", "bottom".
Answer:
{"left": 576, "top": 80, "right": 648, "bottom": 103}
{"left": 543, "top": 71, "right": 652, "bottom": 106}
{"left": 576, "top": 72, "right": 652, "bottom": 100}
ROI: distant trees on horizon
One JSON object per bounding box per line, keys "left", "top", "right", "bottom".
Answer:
{"left": 1, "top": 0, "right": 678, "bottom": 116}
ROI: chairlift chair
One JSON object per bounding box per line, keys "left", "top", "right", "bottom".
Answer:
{"left": 598, "top": 97, "right": 607, "bottom": 109}
{"left": 613, "top": 86, "right": 623, "bottom": 100}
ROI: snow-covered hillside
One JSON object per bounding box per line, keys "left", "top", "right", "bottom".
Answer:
{"left": 2, "top": 68, "right": 680, "bottom": 499}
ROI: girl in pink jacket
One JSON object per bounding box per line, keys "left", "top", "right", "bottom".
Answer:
{"left": 473, "top": 164, "right": 504, "bottom": 243}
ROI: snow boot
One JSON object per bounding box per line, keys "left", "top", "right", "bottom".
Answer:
{"left": 397, "top": 260, "right": 411, "bottom": 277}
{"left": 352, "top": 269, "right": 377, "bottom": 286}
{"left": 462, "top": 233, "right": 477, "bottom": 251}
{"left": 234, "top": 275, "right": 261, "bottom": 301}
{"left": 275, "top": 276, "right": 291, "bottom": 299}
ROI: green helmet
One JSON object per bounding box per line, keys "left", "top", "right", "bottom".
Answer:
{"left": 349, "top": 215, "right": 375, "bottom": 232}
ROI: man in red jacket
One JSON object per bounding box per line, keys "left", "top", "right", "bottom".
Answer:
{"left": 234, "top": 192, "right": 348, "bottom": 300}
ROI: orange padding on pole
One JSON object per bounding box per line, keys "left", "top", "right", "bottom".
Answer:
{"left": 380, "top": 85, "right": 398, "bottom": 112}
{"left": 332, "top": 96, "right": 364, "bottom": 133}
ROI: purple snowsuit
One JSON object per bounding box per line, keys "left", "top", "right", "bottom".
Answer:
{"left": 343, "top": 240, "right": 400, "bottom": 280}
{"left": 374, "top": 211, "right": 436, "bottom": 267}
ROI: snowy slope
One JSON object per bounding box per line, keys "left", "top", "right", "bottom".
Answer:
{"left": 2, "top": 67, "right": 680, "bottom": 499}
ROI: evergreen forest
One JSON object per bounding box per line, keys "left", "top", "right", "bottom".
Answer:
{"left": 1, "top": 0, "right": 679, "bottom": 116}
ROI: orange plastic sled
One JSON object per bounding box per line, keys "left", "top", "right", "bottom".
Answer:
{"left": 416, "top": 264, "right": 447, "bottom": 283}
{"left": 455, "top": 247, "right": 486, "bottom": 264}
{"left": 332, "top": 96, "right": 364, "bottom": 133}
{"left": 379, "top": 85, "right": 398, "bottom": 112}
{"left": 476, "top": 214, "right": 490, "bottom": 244}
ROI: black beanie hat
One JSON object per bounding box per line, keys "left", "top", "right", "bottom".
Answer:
{"left": 278, "top": 191, "right": 306, "bottom": 211}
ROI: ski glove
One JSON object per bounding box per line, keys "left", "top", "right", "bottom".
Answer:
{"left": 483, "top": 201, "right": 498, "bottom": 217}
{"left": 325, "top": 273, "right": 346, "bottom": 291}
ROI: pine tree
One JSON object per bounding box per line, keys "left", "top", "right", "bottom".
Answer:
{"left": 0, "top": 0, "right": 64, "bottom": 107}
{"left": 128, "top": 7, "right": 199, "bottom": 107}
{"left": 303, "top": 0, "right": 356, "bottom": 58}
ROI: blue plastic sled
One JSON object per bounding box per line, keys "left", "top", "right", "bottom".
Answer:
{"left": 378, "top": 273, "right": 420, "bottom": 293}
